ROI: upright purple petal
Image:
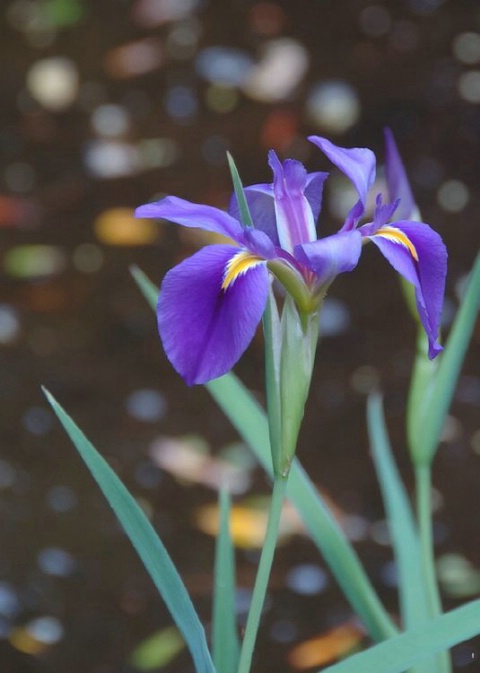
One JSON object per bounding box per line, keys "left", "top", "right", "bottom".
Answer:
{"left": 268, "top": 150, "right": 317, "bottom": 251}
{"left": 384, "top": 128, "right": 416, "bottom": 220}
{"left": 158, "top": 244, "right": 269, "bottom": 385}
{"left": 361, "top": 194, "right": 400, "bottom": 236}
{"left": 136, "top": 196, "right": 244, "bottom": 242}
{"left": 368, "top": 221, "right": 447, "bottom": 358}
{"left": 304, "top": 171, "right": 329, "bottom": 224}
{"left": 309, "top": 136, "right": 376, "bottom": 229}
{"left": 228, "top": 184, "right": 280, "bottom": 245}
{"left": 295, "top": 230, "right": 363, "bottom": 285}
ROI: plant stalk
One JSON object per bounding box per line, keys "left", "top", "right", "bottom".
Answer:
{"left": 237, "top": 475, "right": 288, "bottom": 673}
{"left": 415, "top": 464, "right": 452, "bottom": 673}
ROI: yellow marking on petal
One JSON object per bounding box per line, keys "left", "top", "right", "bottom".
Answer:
{"left": 374, "top": 226, "right": 419, "bottom": 261}
{"left": 221, "top": 250, "right": 264, "bottom": 291}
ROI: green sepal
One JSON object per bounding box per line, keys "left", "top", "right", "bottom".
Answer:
{"left": 277, "top": 295, "right": 318, "bottom": 476}
{"left": 262, "top": 285, "right": 282, "bottom": 476}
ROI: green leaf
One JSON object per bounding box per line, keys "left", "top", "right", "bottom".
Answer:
{"left": 130, "top": 265, "right": 158, "bottom": 311}
{"left": 132, "top": 268, "right": 397, "bottom": 641}
{"left": 206, "top": 375, "right": 397, "bottom": 642}
{"left": 43, "top": 388, "right": 215, "bottom": 673}
{"left": 130, "top": 627, "right": 185, "bottom": 671}
{"left": 367, "top": 393, "right": 430, "bottom": 629}
{"left": 367, "top": 394, "right": 441, "bottom": 673}
{"left": 408, "top": 253, "right": 480, "bottom": 465}
{"left": 321, "top": 599, "right": 480, "bottom": 673}
{"left": 212, "top": 489, "right": 240, "bottom": 673}
{"left": 226, "top": 152, "right": 253, "bottom": 228}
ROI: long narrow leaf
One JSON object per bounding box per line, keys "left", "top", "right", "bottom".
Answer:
{"left": 43, "top": 388, "right": 215, "bottom": 673}
{"left": 130, "top": 265, "right": 158, "bottom": 310}
{"left": 322, "top": 599, "right": 480, "bottom": 673}
{"left": 131, "top": 267, "right": 397, "bottom": 642}
{"left": 226, "top": 152, "right": 253, "bottom": 228}
{"left": 367, "top": 393, "right": 430, "bottom": 629}
{"left": 408, "top": 253, "right": 480, "bottom": 464}
{"left": 212, "top": 489, "right": 240, "bottom": 673}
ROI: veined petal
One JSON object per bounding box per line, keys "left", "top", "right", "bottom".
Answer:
{"left": 384, "top": 128, "right": 416, "bottom": 220}
{"left": 368, "top": 221, "right": 447, "bottom": 358}
{"left": 158, "top": 245, "right": 269, "bottom": 385}
{"left": 269, "top": 150, "right": 317, "bottom": 252}
{"left": 305, "top": 170, "right": 329, "bottom": 224}
{"left": 229, "top": 184, "right": 279, "bottom": 245}
{"left": 361, "top": 195, "right": 400, "bottom": 237}
{"left": 136, "top": 195, "right": 244, "bottom": 242}
{"left": 309, "top": 135, "right": 376, "bottom": 229}
{"left": 295, "top": 230, "right": 363, "bottom": 285}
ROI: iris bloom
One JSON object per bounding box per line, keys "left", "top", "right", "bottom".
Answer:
{"left": 136, "top": 136, "right": 446, "bottom": 385}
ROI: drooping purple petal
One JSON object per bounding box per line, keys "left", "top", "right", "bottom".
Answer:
{"left": 268, "top": 150, "right": 317, "bottom": 252}
{"left": 136, "top": 196, "right": 244, "bottom": 242}
{"left": 368, "top": 221, "right": 447, "bottom": 358}
{"left": 384, "top": 128, "right": 416, "bottom": 220}
{"left": 309, "top": 136, "right": 376, "bottom": 229}
{"left": 295, "top": 230, "right": 363, "bottom": 285}
{"left": 157, "top": 244, "right": 269, "bottom": 385}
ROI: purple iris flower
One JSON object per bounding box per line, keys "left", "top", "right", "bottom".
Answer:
{"left": 136, "top": 136, "right": 446, "bottom": 385}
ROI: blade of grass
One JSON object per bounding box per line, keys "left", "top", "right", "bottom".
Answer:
{"left": 321, "top": 599, "right": 480, "bottom": 673}
{"left": 226, "top": 152, "right": 253, "bottom": 228}
{"left": 44, "top": 388, "right": 215, "bottom": 673}
{"left": 212, "top": 489, "right": 240, "bottom": 673}
{"left": 367, "top": 394, "right": 444, "bottom": 673}
{"left": 367, "top": 393, "right": 430, "bottom": 628}
{"left": 130, "top": 265, "right": 158, "bottom": 311}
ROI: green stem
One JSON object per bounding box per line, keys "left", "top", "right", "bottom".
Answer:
{"left": 237, "top": 475, "right": 288, "bottom": 673}
{"left": 415, "top": 465, "right": 452, "bottom": 673}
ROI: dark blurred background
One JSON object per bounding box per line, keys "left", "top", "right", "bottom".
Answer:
{"left": 1, "top": 0, "right": 479, "bottom": 671}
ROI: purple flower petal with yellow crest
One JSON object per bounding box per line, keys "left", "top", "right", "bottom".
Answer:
{"left": 365, "top": 221, "right": 447, "bottom": 358}
{"left": 158, "top": 245, "right": 269, "bottom": 385}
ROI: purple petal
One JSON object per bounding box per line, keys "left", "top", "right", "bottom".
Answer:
{"left": 268, "top": 150, "right": 317, "bottom": 251}
{"left": 228, "top": 184, "right": 279, "bottom": 245}
{"left": 136, "top": 196, "right": 243, "bottom": 242}
{"left": 368, "top": 221, "right": 447, "bottom": 358}
{"left": 304, "top": 171, "right": 329, "bottom": 224}
{"left": 361, "top": 194, "right": 400, "bottom": 236}
{"left": 158, "top": 245, "right": 269, "bottom": 385}
{"left": 242, "top": 227, "right": 276, "bottom": 259}
{"left": 295, "top": 230, "right": 363, "bottom": 285}
{"left": 384, "top": 128, "right": 416, "bottom": 220}
{"left": 309, "top": 136, "right": 376, "bottom": 221}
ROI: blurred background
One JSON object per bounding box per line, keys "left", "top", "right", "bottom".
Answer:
{"left": 1, "top": 0, "right": 480, "bottom": 671}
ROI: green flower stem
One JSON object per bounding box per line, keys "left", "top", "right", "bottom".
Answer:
{"left": 415, "top": 465, "right": 452, "bottom": 673}
{"left": 237, "top": 475, "right": 288, "bottom": 673}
